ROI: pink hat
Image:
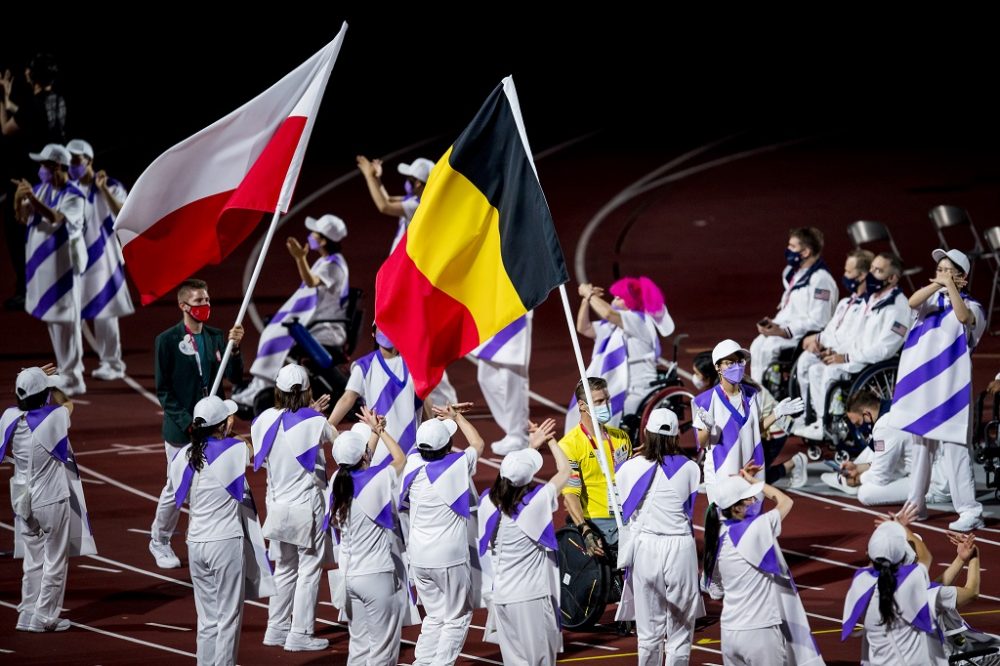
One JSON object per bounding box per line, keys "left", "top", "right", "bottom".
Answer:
{"left": 609, "top": 276, "right": 665, "bottom": 314}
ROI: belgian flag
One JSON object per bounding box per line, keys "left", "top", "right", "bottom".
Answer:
{"left": 375, "top": 77, "right": 569, "bottom": 399}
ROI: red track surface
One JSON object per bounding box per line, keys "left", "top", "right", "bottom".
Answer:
{"left": 2, "top": 131, "right": 999, "bottom": 664}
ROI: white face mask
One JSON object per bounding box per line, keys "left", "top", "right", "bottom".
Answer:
{"left": 692, "top": 374, "right": 707, "bottom": 390}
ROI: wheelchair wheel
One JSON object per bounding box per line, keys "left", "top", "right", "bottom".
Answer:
{"left": 557, "top": 526, "right": 611, "bottom": 630}
{"left": 638, "top": 386, "right": 697, "bottom": 456}
{"left": 847, "top": 360, "right": 898, "bottom": 400}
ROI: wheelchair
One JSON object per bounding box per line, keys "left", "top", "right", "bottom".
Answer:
{"left": 973, "top": 391, "right": 1000, "bottom": 502}
{"left": 557, "top": 521, "right": 627, "bottom": 631}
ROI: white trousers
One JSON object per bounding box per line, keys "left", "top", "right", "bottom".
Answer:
{"left": 749, "top": 334, "right": 797, "bottom": 384}
{"left": 907, "top": 438, "right": 982, "bottom": 516}
{"left": 91, "top": 317, "right": 124, "bottom": 369}
{"left": 19, "top": 499, "right": 69, "bottom": 622}
{"left": 796, "top": 352, "right": 852, "bottom": 420}
{"left": 151, "top": 442, "right": 185, "bottom": 542}
{"left": 412, "top": 563, "right": 473, "bottom": 666}
{"left": 477, "top": 361, "right": 529, "bottom": 441}
{"left": 49, "top": 320, "right": 84, "bottom": 389}
{"left": 721, "top": 625, "right": 787, "bottom": 666}
{"left": 495, "top": 596, "right": 560, "bottom": 666}
{"left": 428, "top": 371, "right": 458, "bottom": 411}
{"left": 858, "top": 476, "right": 912, "bottom": 506}
{"left": 188, "top": 537, "right": 245, "bottom": 666}
{"left": 267, "top": 539, "right": 323, "bottom": 635}
{"left": 346, "top": 571, "right": 403, "bottom": 666}
{"left": 633, "top": 534, "right": 700, "bottom": 666}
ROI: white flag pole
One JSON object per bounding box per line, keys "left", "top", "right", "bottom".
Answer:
{"left": 557, "top": 283, "right": 624, "bottom": 530}
{"left": 210, "top": 205, "right": 282, "bottom": 397}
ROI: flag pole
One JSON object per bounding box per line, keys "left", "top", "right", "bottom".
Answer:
{"left": 557, "top": 283, "right": 624, "bottom": 530}
{"left": 210, "top": 205, "right": 283, "bottom": 397}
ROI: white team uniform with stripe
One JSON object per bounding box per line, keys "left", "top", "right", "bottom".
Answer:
{"left": 473, "top": 313, "right": 531, "bottom": 447}
{"left": 693, "top": 385, "right": 765, "bottom": 505}
{"left": 346, "top": 350, "right": 420, "bottom": 466}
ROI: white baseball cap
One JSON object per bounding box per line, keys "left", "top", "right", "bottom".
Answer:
{"left": 712, "top": 339, "right": 750, "bottom": 365}
{"left": 350, "top": 421, "right": 373, "bottom": 442}
{"left": 714, "top": 475, "right": 763, "bottom": 510}
{"left": 305, "top": 214, "right": 348, "bottom": 242}
{"left": 416, "top": 418, "right": 458, "bottom": 451}
{"left": 193, "top": 395, "right": 238, "bottom": 428}
{"left": 66, "top": 139, "right": 94, "bottom": 159}
{"left": 29, "top": 143, "right": 71, "bottom": 167}
{"left": 500, "top": 447, "right": 543, "bottom": 487}
{"left": 867, "top": 520, "right": 915, "bottom": 565}
{"left": 275, "top": 364, "right": 309, "bottom": 392}
{"left": 15, "top": 367, "right": 60, "bottom": 399}
{"left": 931, "top": 248, "right": 971, "bottom": 275}
{"left": 333, "top": 430, "right": 367, "bottom": 466}
{"left": 645, "top": 408, "right": 679, "bottom": 436}
{"left": 397, "top": 158, "right": 435, "bottom": 183}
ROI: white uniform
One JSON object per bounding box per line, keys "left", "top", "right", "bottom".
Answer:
{"left": 346, "top": 350, "right": 420, "bottom": 465}
{"left": 401, "top": 449, "right": 479, "bottom": 666}
{"left": 473, "top": 313, "right": 532, "bottom": 449}
{"left": 692, "top": 385, "right": 765, "bottom": 505}
{"left": 2, "top": 404, "right": 96, "bottom": 627}
{"left": 750, "top": 260, "right": 837, "bottom": 383}
{"left": 25, "top": 182, "right": 87, "bottom": 392}
{"left": 897, "top": 292, "right": 986, "bottom": 519}
{"left": 478, "top": 483, "right": 562, "bottom": 665}
{"left": 76, "top": 178, "right": 134, "bottom": 373}
{"left": 795, "top": 293, "right": 866, "bottom": 418}
{"left": 251, "top": 408, "right": 333, "bottom": 640}
{"left": 855, "top": 416, "right": 914, "bottom": 506}
{"left": 390, "top": 196, "right": 420, "bottom": 253}
{"left": 616, "top": 456, "right": 703, "bottom": 666}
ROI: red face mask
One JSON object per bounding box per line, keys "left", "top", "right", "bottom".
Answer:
{"left": 186, "top": 303, "right": 211, "bottom": 322}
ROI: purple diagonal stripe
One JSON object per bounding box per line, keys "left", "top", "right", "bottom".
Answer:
{"left": 50, "top": 436, "right": 69, "bottom": 463}
{"left": 912, "top": 603, "right": 933, "bottom": 634}
{"left": 610, "top": 391, "right": 626, "bottom": 421}
{"left": 660, "top": 455, "right": 688, "bottom": 480}
{"left": 25, "top": 405, "right": 59, "bottom": 431}
{"left": 600, "top": 343, "right": 627, "bottom": 374}
{"left": 373, "top": 501, "right": 394, "bottom": 530}
{"left": 30, "top": 270, "right": 74, "bottom": 319}
{"left": 84, "top": 219, "right": 111, "bottom": 271}
{"left": 684, "top": 490, "right": 697, "bottom": 521}
{"left": 0, "top": 416, "right": 19, "bottom": 461}
{"left": 903, "top": 382, "right": 971, "bottom": 436}
{"left": 537, "top": 522, "right": 558, "bottom": 551}
{"left": 842, "top": 576, "right": 876, "bottom": 640}
{"left": 479, "top": 505, "right": 501, "bottom": 556}
{"left": 373, "top": 380, "right": 406, "bottom": 423}
{"left": 350, "top": 466, "right": 382, "bottom": 496}
{"left": 295, "top": 445, "right": 320, "bottom": 474}
{"left": 398, "top": 418, "right": 417, "bottom": 454}
{"left": 477, "top": 316, "right": 527, "bottom": 361}
{"left": 174, "top": 464, "right": 195, "bottom": 508}
{"left": 253, "top": 416, "right": 282, "bottom": 471}
{"left": 621, "top": 463, "right": 657, "bottom": 521}
{"left": 893, "top": 332, "right": 967, "bottom": 402}
{"left": 448, "top": 492, "right": 471, "bottom": 519}
{"left": 752, "top": 441, "right": 764, "bottom": 466}
{"left": 25, "top": 224, "right": 68, "bottom": 284}
{"left": 270, "top": 292, "right": 318, "bottom": 325}
{"left": 399, "top": 464, "right": 423, "bottom": 506}
{"left": 712, "top": 413, "right": 743, "bottom": 472}
{"left": 224, "top": 476, "right": 245, "bottom": 502}
{"left": 257, "top": 335, "right": 296, "bottom": 358}
{"left": 903, "top": 305, "right": 953, "bottom": 350}
{"left": 81, "top": 263, "right": 126, "bottom": 320}
{"left": 724, "top": 515, "right": 755, "bottom": 547}
{"left": 203, "top": 437, "right": 242, "bottom": 465}
{"left": 758, "top": 544, "right": 782, "bottom": 576}
{"left": 426, "top": 452, "right": 465, "bottom": 483}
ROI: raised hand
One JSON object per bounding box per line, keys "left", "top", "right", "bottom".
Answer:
{"left": 528, "top": 418, "right": 557, "bottom": 449}
{"left": 431, "top": 401, "right": 474, "bottom": 419}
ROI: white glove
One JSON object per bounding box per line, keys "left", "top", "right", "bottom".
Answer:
{"left": 774, "top": 397, "right": 805, "bottom": 418}
{"left": 696, "top": 407, "right": 715, "bottom": 430}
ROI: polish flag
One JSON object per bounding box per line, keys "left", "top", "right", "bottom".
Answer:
{"left": 114, "top": 24, "right": 347, "bottom": 304}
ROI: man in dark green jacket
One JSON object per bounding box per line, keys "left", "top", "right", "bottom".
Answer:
{"left": 149, "top": 278, "right": 244, "bottom": 568}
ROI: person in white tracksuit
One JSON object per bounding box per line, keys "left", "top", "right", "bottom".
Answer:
{"left": 330, "top": 407, "right": 407, "bottom": 665}
{"left": 473, "top": 312, "right": 533, "bottom": 456}
{"left": 251, "top": 364, "right": 334, "bottom": 652}
{"left": 616, "top": 409, "right": 703, "bottom": 665}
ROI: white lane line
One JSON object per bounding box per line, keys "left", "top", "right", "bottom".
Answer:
{"left": 0, "top": 599, "right": 195, "bottom": 659}
{"left": 75, "top": 462, "right": 189, "bottom": 514}
{"left": 82, "top": 478, "right": 107, "bottom": 485}
{"left": 128, "top": 528, "right": 152, "bottom": 535}
{"left": 0, "top": 648, "right": 13, "bottom": 653}
{"left": 806, "top": 611, "right": 844, "bottom": 625}
{"left": 784, "top": 548, "right": 858, "bottom": 570}
{"left": 463, "top": 355, "right": 568, "bottom": 414}
{"left": 789, "top": 488, "right": 1000, "bottom": 547}
{"left": 810, "top": 544, "right": 856, "bottom": 553}
{"left": 146, "top": 622, "right": 191, "bottom": 632}
{"left": 569, "top": 641, "right": 618, "bottom": 651}
{"left": 796, "top": 584, "right": 825, "bottom": 591}
{"left": 693, "top": 645, "right": 723, "bottom": 655}
{"left": 74, "top": 443, "right": 163, "bottom": 457}
{"left": 79, "top": 564, "right": 122, "bottom": 574}
{"left": 937, "top": 562, "right": 988, "bottom": 572}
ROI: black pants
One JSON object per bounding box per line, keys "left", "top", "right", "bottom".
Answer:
{"left": 764, "top": 435, "right": 788, "bottom": 484}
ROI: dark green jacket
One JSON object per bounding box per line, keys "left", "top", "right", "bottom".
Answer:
{"left": 154, "top": 321, "right": 243, "bottom": 444}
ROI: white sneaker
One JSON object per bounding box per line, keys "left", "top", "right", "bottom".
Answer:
{"left": 820, "top": 472, "right": 859, "bottom": 496}
{"left": 793, "top": 421, "right": 824, "bottom": 441}
{"left": 16, "top": 611, "right": 33, "bottom": 631}
{"left": 232, "top": 377, "right": 270, "bottom": 406}
{"left": 91, "top": 363, "right": 125, "bottom": 381}
{"left": 61, "top": 381, "right": 87, "bottom": 397}
{"left": 263, "top": 626, "right": 289, "bottom": 646}
{"left": 925, "top": 492, "right": 952, "bottom": 505}
{"left": 284, "top": 633, "right": 329, "bottom": 652}
{"left": 27, "top": 616, "right": 70, "bottom": 632}
{"left": 949, "top": 512, "right": 985, "bottom": 532}
{"left": 789, "top": 452, "right": 809, "bottom": 488}
{"left": 149, "top": 540, "right": 181, "bottom": 568}
{"left": 491, "top": 435, "right": 528, "bottom": 456}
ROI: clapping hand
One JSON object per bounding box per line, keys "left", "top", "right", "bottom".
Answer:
{"left": 527, "top": 418, "right": 557, "bottom": 449}
{"left": 431, "top": 402, "right": 474, "bottom": 420}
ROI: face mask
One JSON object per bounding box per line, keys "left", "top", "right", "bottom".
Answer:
{"left": 186, "top": 303, "right": 211, "bottom": 322}
{"left": 785, "top": 248, "right": 803, "bottom": 268}
{"left": 592, "top": 404, "right": 612, "bottom": 424}
{"left": 375, "top": 330, "right": 394, "bottom": 350}
{"left": 692, "top": 374, "right": 707, "bottom": 390}
{"left": 865, "top": 273, "right": 885, "bottom": 293}
{"left": 307, "top": 235, "right": 322, "bottom": 251}
{"left": 841, "top": 275, "right": 860, "bottom": 293}
{"left": 403, "top": 179, "right": 414, "bottom": 197}
{"left": 37, "top": 165, "right": 52, "bottom": 184}
{"left": 68, "top": 164, "right": 87, "bottom": 181}
{"left": 722, "top": 361, "right": 745, "bottom": 384}
{"left": 853, "top": 414, "right": 874, "bottom": 444}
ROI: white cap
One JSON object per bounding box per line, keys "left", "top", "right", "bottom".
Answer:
{"left": 15, "top": 367, "right": 59, "bottom": 399}
{"left": 193, "top": 395, "right": 238, "bottom": 428}
{"left": 275, "top": 364, "right": 309, "bottom": 392}
{"left": 714, "top": 475, "right": 764, "bottom": 510}
{"left": 867, "top": 521, "right": 915, "bottom": 565}
{"left": 305, "top": 214, "right": 348, "bottom": 242}
{"left": 645, "top": 408, "right": 679, "bottom": 436}
{"left": 712, "top": 338, "right": 750, "bottom": 365}
{"left": 397, "top": 158, "right": 435, "bottom": 183}
{"left": 29, "top": 143, "right": 71, "bottom": 166}
{"left": 499, "top": 448, "right": 543, "bottom": 487}
{"left": 932, "top": 248, "right": 971, "bottom": 275}
{"left": 66, "top": 139, "right": 94, "bottom": 159}
{"left": 350, "top": 421, "right": 373, "bottom": 442}
{"left": 416, "top": 418, "right": 458, "bottom": 451}
{"left": 332, "top": 430, "right": 367, "bottom": 466}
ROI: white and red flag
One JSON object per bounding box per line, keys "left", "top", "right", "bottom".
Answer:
{"left": 114, "top": 24, "right": 347, "bottom": 304}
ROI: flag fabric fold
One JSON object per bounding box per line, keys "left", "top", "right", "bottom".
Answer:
{"left": 375, "top": 76, "right": 568, "bottom": 398}
{"left": 114, "top": 25, "right": 347, "bottom": 304}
